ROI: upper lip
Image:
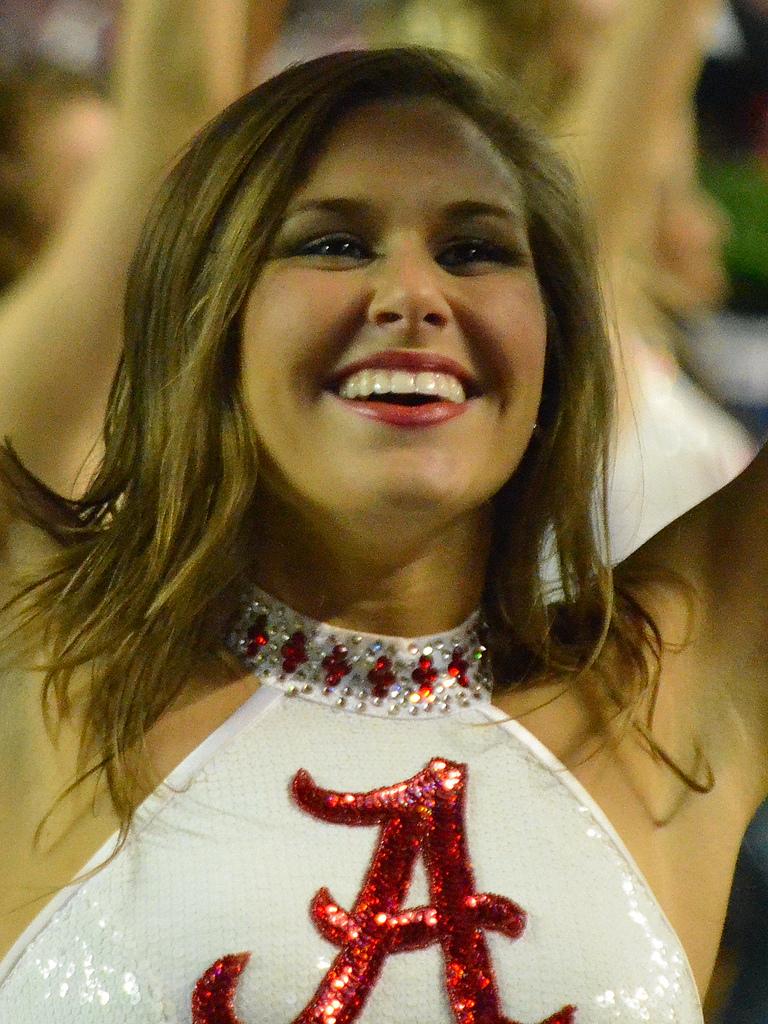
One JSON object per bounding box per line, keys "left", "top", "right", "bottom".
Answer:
{"left": 327, "top": 350, "right": 481, "bottom": 395}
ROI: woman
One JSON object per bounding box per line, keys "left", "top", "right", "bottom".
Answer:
{"left": 0, "top": 47, "right": 765, "bottom": 1022}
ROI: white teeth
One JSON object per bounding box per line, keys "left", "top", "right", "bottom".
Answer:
{"left": 391, "top": 371, "right": 416, "bottom": 393}
{"left": 435, "top": 374, "right": 453, "bottom": 400}
{"left": 337, "top": 369, "right": 467, "bottom": 403}
{"left": 343, "top": 374, "right": 361, "bottom": 399}
{"left": 415, "top": 372, "right": 438, "bottom": 395}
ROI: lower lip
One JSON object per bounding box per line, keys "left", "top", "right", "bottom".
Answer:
{"left": 334, "top": 396, "right": 470, "bottom": 427}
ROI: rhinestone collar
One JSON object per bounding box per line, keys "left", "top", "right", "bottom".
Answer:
{"left": 227, "top": 587, "right": 492, "bottom": 718}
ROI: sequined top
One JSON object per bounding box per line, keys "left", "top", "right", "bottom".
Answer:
{"left": 0, "top": 603, "right": 703, "bottom": 1024}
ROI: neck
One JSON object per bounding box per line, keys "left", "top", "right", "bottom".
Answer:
{"left": 247, "top": 501, "right": 492, "bottom": 637}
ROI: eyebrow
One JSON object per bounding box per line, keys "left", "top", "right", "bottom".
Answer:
{"left": 282, "top": 197, "right": 526, "bottom": 228}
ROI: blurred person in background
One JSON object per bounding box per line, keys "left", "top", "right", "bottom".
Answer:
{"left": 0, "top": 60, "right": 113, "bottom": 292}
{"left": 692, "top": 0, "right": 768, "bottom": 438}
{"left": 0, "top": 0, "right": 287, "bottom": 499}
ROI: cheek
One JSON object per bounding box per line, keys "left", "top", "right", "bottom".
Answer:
{"left": 487, "top": 279, "right": 548, "bottom": 399}
{"left": 241, "top": 271, "right": 355, "bottom": 399}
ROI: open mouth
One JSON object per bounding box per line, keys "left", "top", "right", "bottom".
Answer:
{"left": 341, "top": 392, "right": 445, "bottom": 406}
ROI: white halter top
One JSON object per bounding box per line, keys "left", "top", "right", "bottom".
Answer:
{"left": 0, "top": 590, "right": 703, "bottom": 1023}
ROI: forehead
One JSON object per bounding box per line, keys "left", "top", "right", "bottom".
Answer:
{"left": 292, "top": 98, "right": 526, "bottom": 213}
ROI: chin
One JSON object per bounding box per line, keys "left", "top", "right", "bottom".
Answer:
{"left": 339, "top": 476, "right": 488, "bottom": 524}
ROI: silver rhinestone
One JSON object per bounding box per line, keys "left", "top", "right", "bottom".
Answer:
{"left": 356, "top": 702, "right": 366, "bottom": 713}
{"left": 473, "top": 690, "right": 483, "bottom": 700}
{"left": 351, "top": 635, "right": 362, "bottom": 645}
{"left": 302, "top": 684, "right": 314, "bottom": 694}
{"left": 356, "top": 689, "right": 367, "bottom": 700}
{"left": 422, "top": 645, "right": 433, "bottom": 656}
{"left": 409, "top": 705, "right": 419, "bottom": 716}
{"left": 342, "top": 685, "right": 353, "bottom": 697}
{"left": 439, "top": 702, "right": 449, "bottom": 713}
{"left": 435, "top": 641, "right": 446, "bottom": 651}
{"left": 286, "top": 685, "right": 298, "bottom": 697}
{"left": 408, "top": 643, "right": 419, "bottom": 656}
{"left": 388, "top": 703, "right": 401, "bottom": 716}
{"left": 323, "top": 686, "right": 333, "bottom": 696}
{"left": 335, "top": 697, "right": 347, "bottom": 709}
{"left": 424, "top": 702, "right": 434, "bottom": 713}
{"left": 372, "top": 696, "right": 383, "bottom": 706}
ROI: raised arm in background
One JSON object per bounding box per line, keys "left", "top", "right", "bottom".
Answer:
{"left": 559, "top": 0, "right": 724, "bottom": 286}
{"left": 0, "top": 0, "right": 287, "bottom": 499}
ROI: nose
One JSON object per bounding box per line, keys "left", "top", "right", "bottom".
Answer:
{"left": 366, "top": 244, "right": 452, "bottom": 333}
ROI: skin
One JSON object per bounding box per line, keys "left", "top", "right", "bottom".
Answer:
{"left": 18, "top": 95, "right": 115, "bottom": 242}
{"left": 241, "top": 99, "right": 546, "bottom": 636}
{"left": 653, "top": 114, "right": 732, "bottom": 315}
{"left": 554, "top": 0, "right": 626, "bottom": 76}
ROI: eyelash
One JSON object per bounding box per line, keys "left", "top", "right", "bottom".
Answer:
{"left": 293, "top": 233, "right": 525, "bottom": 270}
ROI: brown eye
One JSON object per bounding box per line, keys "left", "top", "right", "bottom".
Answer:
{"left": 438, "top": 239, "right": 522, "bottom": 270}
{"left": 297, "top": 234, "right": 370, "bottom": 261}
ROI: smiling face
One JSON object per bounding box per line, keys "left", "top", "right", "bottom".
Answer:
{"left": 240, "top": 98, "right": 547, "bottom": 542}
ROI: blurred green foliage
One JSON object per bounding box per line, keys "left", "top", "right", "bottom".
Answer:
{"left": 701, "top": 156, "right": 768, "bottom": 310}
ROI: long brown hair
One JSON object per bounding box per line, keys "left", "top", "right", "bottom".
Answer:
{"left": 0, "top": 47, "right": 692, "bottom": 855}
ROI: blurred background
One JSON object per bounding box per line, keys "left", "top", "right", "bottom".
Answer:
{"left": 0, "top": 1, "right": 766, "bottom": 1019}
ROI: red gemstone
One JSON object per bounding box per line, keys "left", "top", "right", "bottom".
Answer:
{"left": 367, "top": 655, "right": 396, "bottom": 698}
{"left": 447, "top": 647, "right": 470, "bottom": 688}
{"left": 281, "top": 631, "right": 308, "bottom": 673}
{"left": 412, "top": 655, "right": 438, "bottom": 688}
{"left": 245, "top": 615, "right": 269, "bottom": 657}
{"left": 321, "top": 644, "right": 351, "bottom": 687}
